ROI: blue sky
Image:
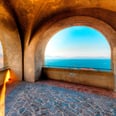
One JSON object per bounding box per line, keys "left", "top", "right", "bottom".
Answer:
{"left": 45, "top": 26, "right": 111, "bottom": 59}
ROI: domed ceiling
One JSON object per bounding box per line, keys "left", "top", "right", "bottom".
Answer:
{"left": 0, "top": 0, "right": 116, "bottom": 44}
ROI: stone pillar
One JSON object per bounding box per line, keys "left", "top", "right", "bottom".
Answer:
{"left": 24, "top": 46, "right": 35, "bottom": 82}
{"left": 114, "top": 70, "right": 116, "bottom": 92}
{"left": 113, "top": 47, "right": 116, "bottom": 92}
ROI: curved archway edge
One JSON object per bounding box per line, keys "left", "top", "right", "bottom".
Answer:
{"left": 0, "top": 23, "right": 22, "bottom": 81}
{"left": 24, "top": 16, "right": 116, "bottom": 91}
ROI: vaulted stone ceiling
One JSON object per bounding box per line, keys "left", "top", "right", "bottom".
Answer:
{"left": 0, "top": 0, "right": 116, "bottom": 85}
{"left": 0, "top": 0, "right": 116, "bottom": 45}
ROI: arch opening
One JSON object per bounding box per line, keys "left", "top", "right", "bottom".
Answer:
{"left": 44, "top": 26, "right": 111, "bottom": 72}
{"left": 25, "top": 16, "right": 115, "bottom": 90}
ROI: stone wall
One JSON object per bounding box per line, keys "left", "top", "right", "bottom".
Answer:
{"left": 0, "top": 69, "right": 7, "bottom": 85}
{"left": 42, "top": 67, "right": 114, "bottom": 90}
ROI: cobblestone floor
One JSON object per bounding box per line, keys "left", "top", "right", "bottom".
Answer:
{"left": 6, "top": 82, "right": 116, "bottom": 116}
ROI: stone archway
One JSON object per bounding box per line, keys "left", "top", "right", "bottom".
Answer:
{"left": 24, "top": 16, "right": 116, "bottom": 90}
{"left": 0, "top": 10, "right": 22, "bottom": 80}
{"left": 0, "top": 29, "right": 22, "bottom": 80}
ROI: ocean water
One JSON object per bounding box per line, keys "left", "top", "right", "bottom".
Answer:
{"left": 44, "top": 58, "right": 111, "bottom": 72}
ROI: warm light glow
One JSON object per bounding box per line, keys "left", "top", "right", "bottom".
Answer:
{"left": 0, "top": 70, "right": 11, "bottom": 116}
{"left": 0, "top": 84, "right": 6, "bottom": 116}
{"left": 4, "top": 70, "right": 10, "bottom": 83}
{"left": 30, "top": 0, "right": 34, "bottom": 4}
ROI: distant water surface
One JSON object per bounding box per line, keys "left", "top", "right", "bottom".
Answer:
{"left": 44, "top": 58, "right": 111, "bottom": 72}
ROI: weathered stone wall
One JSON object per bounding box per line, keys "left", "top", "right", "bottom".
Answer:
{"left": 42, "top": 67, "right": 114, "bottom": 90}
{"left": 0, "top": 69, "right": 7, "bottom": 85}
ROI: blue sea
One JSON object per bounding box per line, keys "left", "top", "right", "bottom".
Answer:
{"left": 44, "top": 58, "right": 111, "bottom": 72}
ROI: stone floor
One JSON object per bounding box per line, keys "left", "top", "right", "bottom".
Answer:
{"left": 5, "top": 80, "right": 116, "bottom": 116}
{"left": 38, "top": 80, "right": 116, "bottom": 98}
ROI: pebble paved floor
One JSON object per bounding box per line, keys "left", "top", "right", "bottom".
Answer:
{"left": 5, "top": 81, "right": 116, "bottom": 116}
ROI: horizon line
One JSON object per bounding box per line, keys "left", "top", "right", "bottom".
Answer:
{"left": 45, "top": 56, "right": 110, "bottom": 59}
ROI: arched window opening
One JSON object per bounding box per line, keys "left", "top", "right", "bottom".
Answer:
{"left": 44, "top": 26, "right": 111, "bottom": 72}
{"left": 0, "top": 41, "right": 3, "bottom": 69}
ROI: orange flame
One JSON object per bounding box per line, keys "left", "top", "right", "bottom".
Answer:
{"left": 0, "top": 70, "right": 10, "bottom": 116}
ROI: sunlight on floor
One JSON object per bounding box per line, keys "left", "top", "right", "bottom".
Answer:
{"left": 0, "top": 70, "right": 10, "bottom": 116}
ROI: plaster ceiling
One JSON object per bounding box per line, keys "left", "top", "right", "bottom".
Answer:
{"left": 6, "top": 0, "right": 116, "bottom": 30}
{"left": 0, "top": 0, "right": 116, "bottom": 43}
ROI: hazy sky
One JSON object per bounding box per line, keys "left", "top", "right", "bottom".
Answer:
{"left": 45, "top": 26, "right": 111, "bottom": 58}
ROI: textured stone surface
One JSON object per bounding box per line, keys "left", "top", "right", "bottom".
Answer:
{"left": 6, "top": 82, "right": 116, "bottom": 116}
{"left": 42, "top": 67, "right": 114, "bottom": 90}
{"left": 0, "top": 0, "right": 116, "bottom": 90}
{"left": 0, "top": 4, "right": 22, "bottom": 81}
{"left": 6, "top": 0, "right": 116, "bottom": 38}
